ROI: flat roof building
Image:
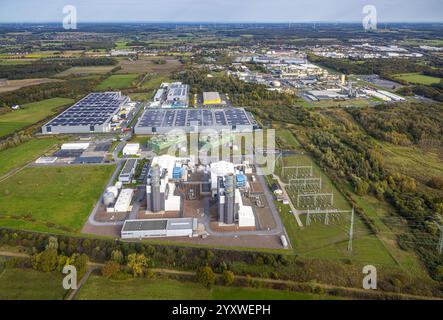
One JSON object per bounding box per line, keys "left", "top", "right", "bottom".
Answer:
{"left": 42, "top": 92, "right": 129, "bottom": 134}
{"left": 135, "top": 108, "right": 258, "bottom": 134}
{"left": 203, "top": 92, "right": 222, "bottom": 105}
{"left": 121, "top": 218, "right": 197, "bottom": 239}
{"left": 119, "top": 159, "right": 138, "bottom": 183}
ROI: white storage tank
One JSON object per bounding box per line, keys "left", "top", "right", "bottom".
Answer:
{"left": 115, "top": 181, "right": 123, "bottom": 190}
{"left": 103, "top": 192, "right": 116, "bottom": 206}
{"left": 280, "top": 235, "right": 289, "bottom": 248}
{"left": 106, "top": 186, "right": 119, "bottom": 198}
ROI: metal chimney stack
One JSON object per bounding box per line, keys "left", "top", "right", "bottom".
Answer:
{"left": 150, "top": 164, "right": 162, "bottom": 212}
{"left": 224, "top": 173, "right": 236, "bottom": 224}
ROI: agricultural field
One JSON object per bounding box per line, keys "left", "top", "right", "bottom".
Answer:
{"left": 128, "top": 75, "right": 171, "bottom": 101}
{"left": 0, "top": 268, "right": 67, "bottom": 300}
{"left": 393, "top": 73, "right": 442, "bottom": 85}
{"left": 96, "top": 73, "right": 138, "bottom": 90}
{"left": 0, "top": 59, "right": 35, "bottom": 65}
{"left": 0, "top": 165, "right": 115, "bottom": 233}
{"left": 55, "top": 66, "right": 116, "bottom": 78}
{"left": 117, "top": 56, "right": 183, "bottom": 74}
{"left": 76, "top": 276, "right": 333, "bottom": 300}
{"left": 0, "top": 137, "right": 62, "bottom": 177}
{"left": 0, "top": 97, "right": 74, "bottom": 137}
{"left": 0, "top": 78, "right": 63, "bottom": 93}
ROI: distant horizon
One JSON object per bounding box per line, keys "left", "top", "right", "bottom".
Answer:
{"left": 1, "top": 20, "right": 443, "bottom": 25}
{"left": 1, "top": 0, "right": 442, "bottom": 24}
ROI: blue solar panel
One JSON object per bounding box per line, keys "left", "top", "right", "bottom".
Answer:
{"left": 136, "top": 108, "right": 254, "bottom": 130}
{"left": 45, "top": 92, "right": 125, "bottom": 128}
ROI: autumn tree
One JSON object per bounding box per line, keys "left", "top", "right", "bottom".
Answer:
{"left": 102, "top": 261, "right": 120, "bottom": 279}
{"left": 222, "top": 270, "right": 235, "bottom": 286}
{"left": 127, "top": 253, "right": 150, "bottom": 277}
{"left": 197, "top": 266, "right": 216, "bottom": 289}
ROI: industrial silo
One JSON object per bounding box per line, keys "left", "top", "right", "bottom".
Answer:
{"left": 106, "top": 186, "right": 119, "bottom": 198}
{"left": 103, "top": 192, "right": 115, "bottom": 206}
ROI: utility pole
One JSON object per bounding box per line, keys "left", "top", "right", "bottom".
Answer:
{"left": 348, "top": 207, "right": 355, "bottom": 252}
{"left": 438, "top": 223, "right": 443, "bottom": 255}
{"left": 306, "top": 209, "right": 311, "bottom": 226}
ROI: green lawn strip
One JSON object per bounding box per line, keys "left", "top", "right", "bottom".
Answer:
{"left": 0, "top": 165, "right": 116, "bottom": 233}
{"left": 0, "top": 268, "right": 67, "bottom": 300}
{"left": 0, "top": 138, "right": 62, "bottom": 177}
{"left": 96, "top": 73, "right": 138, "bottom": 90}
{"left": 76, "top": 276, "right": 335, "bottom": 300}
{"left": 0, "top": 97, "right": 74, "bottom": 137}
{"left": 393, "top": 73, "right": 441, "bottom": 85}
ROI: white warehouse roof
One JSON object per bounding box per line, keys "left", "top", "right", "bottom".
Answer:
{"left": 61, "top": 143, "right": 90, "bottom": 150}
{"left": 151, "top": 155, "right": 190, "bottom": 179}
{"left": 123, "top": 143, "right": 140, "bottom": 155}
{"left": 114, "top": 189, "right": 134, "bottom": 212}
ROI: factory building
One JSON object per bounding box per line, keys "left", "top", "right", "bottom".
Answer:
{"left": 146, "top": 155, "right": 190, "bottom": 213}
{"left": 114, "top": 189, "right": 134, "bottom": 213}
{"left": 42, "top": 92, "right": 130, "bottom": 134}
{"left": 121, "top": 218, "right": 197, "bottom": 239}
{"left": 122, "top": 143, "right": 140, "bottom": 156}
{"left": 151, "top": 82, "right": 189, "bottom": 108}
{"left": 216, "top": 173, "right": 255, "bottom": 227}
{"left": 203, "top": 92, "right": 222, "bottom": 105}
{"left": 119, "top": 159, "right": 138, "bottom": 183}
{"left": 135, "top": 108, "right": 258, "bottom": 135}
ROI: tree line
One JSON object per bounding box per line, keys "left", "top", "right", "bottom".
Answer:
{"left": 0, "top": 57, "right": 118, "bottom": 80}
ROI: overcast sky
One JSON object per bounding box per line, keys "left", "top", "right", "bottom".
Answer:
{"left": 0, "top": 0, "right": 442, "bottom": 23}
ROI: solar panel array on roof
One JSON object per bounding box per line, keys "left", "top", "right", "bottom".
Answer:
{"left": 136, "top": 108, "right": 256, "bottom": 129}
{"left": 44, "top": 92, "right": 127, "bottom": 128}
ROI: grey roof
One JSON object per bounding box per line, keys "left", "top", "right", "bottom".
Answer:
{"left": 136, "top": 108, "right": 256, "bottom": 128}
{"left": 122, "top": 219, "right": 167, "bottom": 232}
{"left": 122, "top": 218, "right": 194, "bottom": 232}
{"left": 121, "top": 159, "right": 138, "bottom": 176}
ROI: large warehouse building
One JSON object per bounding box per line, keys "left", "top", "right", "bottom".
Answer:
{"left": 41, "top": 92, "right": 130, "bottom": 134}
{"left": 134, "top": 108, "right": 258, "bottom": 134}
{"left": 121, "top": 218, "right": 197, "bottom": 239}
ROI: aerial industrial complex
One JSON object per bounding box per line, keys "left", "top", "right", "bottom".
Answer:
{"left": 36, "top": 82, "right": 284, "bottom": 248}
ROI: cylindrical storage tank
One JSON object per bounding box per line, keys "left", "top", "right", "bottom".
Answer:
{"left": 103, "top": 192, "right": 115, "bottom": 206}
{"left": 106, "top": 186, "right": 119, "bottom": 198}
{"left": 280, "top": 235, "right": 288, "bottom": 248}
{"left": 115, "top": 181, "right": 123, "bottom": 190}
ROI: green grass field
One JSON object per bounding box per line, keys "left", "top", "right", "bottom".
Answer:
{"left": 0, "top": 138, "right": 62, "bottom": 177}
{"left": 381, "top": 142, "right": 443, "bottom": 186}
{"left": 0, "top": 97, "right": 74, "bottom": 137}
{"left": 76, "top": 276, "right": 333, "bottom": 300}
{"left": 55, "top": 66, "right": 116, "bottom": 78}
{"left": 276, "top": 129, "right": 301, "bottom": 148}
{"left": 96, "top": 73, "right": 138, "bottom": 90}
{"left": 0, "top": 268, "right": 66, "bottom": 300}
{"left": 0, "top": 165, "right": 115, "bottom": 233}
{"left": 393, "top": 73, "right": 442, "bottom": 85}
